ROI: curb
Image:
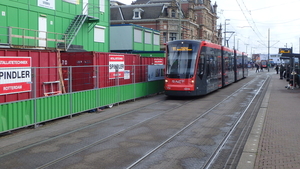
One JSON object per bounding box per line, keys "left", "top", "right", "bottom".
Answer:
{"left": 236, "top": 76, "right": 271, "bottom": 169}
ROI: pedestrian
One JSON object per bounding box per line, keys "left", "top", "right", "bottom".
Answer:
{"left": 286, "top": 64, "right": 291, "bottom": 81}
{"left": 275, "top": 65, "right": 279, "bottom": 74}
{"left": 255, "top": 63, "right": 259, "bottom": 73}
{"left": 279, "top": 64, "right": 284, "bottom": 79}
{"left": 260, "top": 64, "right": 263, "bottom": 72}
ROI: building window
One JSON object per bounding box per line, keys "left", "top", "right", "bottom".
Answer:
{"left": 94, "top": 26, "right": 105, "bottom": 43}
{"left": 163, "top": 32, "right": 167, "bottom": 43}
{"left": 134, "top": 11, "right": 139, "bottom": 18}
{"left": 100, "top": 0, "right": 105, "bottom": 12}
{"left": 133, "top": 8, "right": 144, "bottom": 19}
{"left": 154, "top": 33, "right": 160, "bottom": 45}
{"left": 171, "top": 10, "right": 176, "bottom": 17}
{"left": 145, "top": 31, "right": 151, "bottom": 44}
{"left": 169, "top": 33, "right": 177, "bottom": 41}
{"left": 134, "top": 29, "right": 142, "bottom": 43}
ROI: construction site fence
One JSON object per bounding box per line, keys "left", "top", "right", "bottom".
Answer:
{"left": 0, "top": 65, "right": 165, "bottom": 134}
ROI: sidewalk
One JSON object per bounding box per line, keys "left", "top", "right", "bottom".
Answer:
{"left": 238, "top": 71, "right": 300, "bottom": 168}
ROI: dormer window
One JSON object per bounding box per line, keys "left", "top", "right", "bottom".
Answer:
{"left": 133, "top": 8, "right": 144, "bottom": 19}
{"left": 171, "top": 10, "right": 176, "bottom": 17}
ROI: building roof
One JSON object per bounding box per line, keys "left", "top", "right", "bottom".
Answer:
{"left": 111, "top": 3, "right": 166, "bottom": 20}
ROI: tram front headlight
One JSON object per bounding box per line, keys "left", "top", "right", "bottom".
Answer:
{"left": 191, "top": 80, "right": 194, "bottom": 84}
{"left": 165, "top": 79, "right": 168, "bottom": 83}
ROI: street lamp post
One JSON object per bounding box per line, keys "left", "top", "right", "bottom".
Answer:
{"left": 178, "top": 0, "right": 181, "bottom": 40}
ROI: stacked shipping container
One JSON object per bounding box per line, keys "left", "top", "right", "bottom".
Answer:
{"left": 0, "top": 49, "right": 165, "bottom": 104}
{"left": 0, "top": 49, "right": 59, "bottom": 103}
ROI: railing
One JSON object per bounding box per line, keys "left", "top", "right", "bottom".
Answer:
{"left": 0, "top": 65, "right": 165, "bottom": 103}
{"left": 0, "top": 26, "right": 67, "bottom": 50}
{"left": 86, "top": 3, "right": 103, "bottom": 17}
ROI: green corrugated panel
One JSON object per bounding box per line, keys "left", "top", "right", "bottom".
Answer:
{"left": 135, "top": 81, "right": 164, "bottom": 97}
{"left": 134, "top": 42, "right": 144, "bottom": 51}
{"left": 119, "top": 84, "right": 135, "bottom": 101}
{"left": 0, "top": 100, "right": 34, "bottom": 133}
{"left": 153, "top": 45, "right": 160, "bottom": 51}
{"left": 99, "top": 87, "right": 119, "bottom": 107}
{"left": 0, "top": 82, "right": 164, "bottom": 134}
{"left": 135, "top": 82, "right": 149, "bottom": 97}
{"left": 36, "top": 94, "right": 71, "bottom": 122}
{"left": 72, "top": 90, "right": 98, "bottom": 114}
{"left": 148, "top": 80, "right": 164, "bottom": 94}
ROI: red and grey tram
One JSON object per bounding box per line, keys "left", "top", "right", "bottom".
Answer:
{"left": 164, "top": 40, "right": 248, "bottom": 97}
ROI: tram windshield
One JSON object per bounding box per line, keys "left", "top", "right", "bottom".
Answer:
{"left": 166, "top": 41, "right": 200, "bottom": 78}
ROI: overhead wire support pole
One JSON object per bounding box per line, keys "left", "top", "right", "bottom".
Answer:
{"left": 178, "top": 0, "right": 181, "bottom": 40}
{"left": 224, "top": 19, "right": 230, "bottom": 46}
{"left": 268, "top": 28, "right": 270, "bottom": 72}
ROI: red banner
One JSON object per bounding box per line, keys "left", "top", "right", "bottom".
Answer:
{"left": 154, "top": 58, "right": 164, "bottom": 65}
{"left": 0, "top": 57, "right": 31, "bottom": 67}
{"left": 0, "top": 82, "right": 31, "bottom": 95}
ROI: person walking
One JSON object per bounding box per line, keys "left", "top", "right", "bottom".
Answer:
{"left": 256, "top": 63, "right": 260, "bottom": 73}
{"left": 275, "top": 65, "right": 279, "bottom": 74}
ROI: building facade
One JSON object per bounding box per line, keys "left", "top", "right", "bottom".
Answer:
{"left": 0, "top": 0, "right": 110, "bottom": 52}
{"left": 110, "top": 0, "right": 220, "bottom": 50}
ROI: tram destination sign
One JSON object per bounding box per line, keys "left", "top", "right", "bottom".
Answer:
{"left": 279, "top": 48, "right": 292, "bottom": 54}
{"left": 172, "top": 47, "right": 193, "bottom": 51}
{"left": 0, "top": 57, "right": 31, "bottom": 95}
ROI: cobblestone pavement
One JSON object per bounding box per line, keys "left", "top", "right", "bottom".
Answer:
{"left": 254, "top": 72, "right": 300, "bottom": 168}
{"left": 238, "top": 70, "right": 300, "bottom": 169}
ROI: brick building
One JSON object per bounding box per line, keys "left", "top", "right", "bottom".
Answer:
{"left": 110, "top": 0, "right": 221, "bottom": 50}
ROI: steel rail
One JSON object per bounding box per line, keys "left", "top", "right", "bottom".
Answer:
{"left": 223, "top": 76, "right": 270, "bottom": 169}
{"left": 202, "top": 76, "right": 269, "bottom": 169}
{"left": 36, "top": 99, "right": 196, "bottom": 169}
{"left": 126, "top": 76, "right": 261, "bottom": 169}
{"left": 0, "top": 98, "right": 167, "bottom": 158}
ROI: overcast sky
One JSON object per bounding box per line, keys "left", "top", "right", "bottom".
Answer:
{"left": 116, "top": 0, "right": 300, "bottom": 55}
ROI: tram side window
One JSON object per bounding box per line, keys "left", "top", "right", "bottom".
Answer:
{"left": 231, "top": 54, "right": 235, "bottom": 71}
{"left": 206, "top": 48, "right": 216, "bottom": 77}
{"left": 206, "top": 58, "right": 210, "bottom": 77}
{"left": 211, "top": 48, "right": 219, "bottom": 75}
{"left": 229, "top": 53, "right": 234, "bottom": 71}
{"left": 198, "top": 55, "right": 205, "bottom": 79}
{"left": 224, "top": 51, "right": 234, "bottom": 71}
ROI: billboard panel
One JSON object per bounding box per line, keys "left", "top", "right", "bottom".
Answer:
{"left": 0, "top": 57, "right": 31, "bottom": 95}
{"left": 109, "top": 55, "right": 125, "bottom": 79}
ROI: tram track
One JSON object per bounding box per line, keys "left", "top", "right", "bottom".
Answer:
{"left": 36, "top": 99, "right": 197, "bottom": 169}
{"left": 0, "top": 97, "right": 192, "bottom": 157}
{"left": 0, "top": 73, "right": 269, "bottom": 169}
{"left": 221, "top": 77, "right": 270, "bottom": 169}
{"left": 126, "top": 75, "right": 268, "bottom": 169}
{"left": 0, "top": 96, "right": 197, "bottom": 169}
{"left": 202, "top": 75, "right": 270, "bottom": 169}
